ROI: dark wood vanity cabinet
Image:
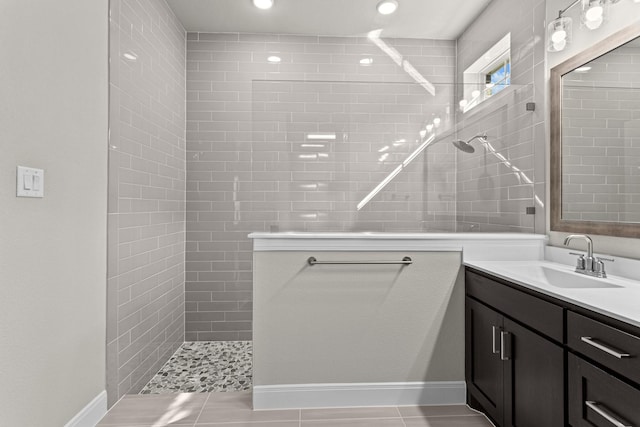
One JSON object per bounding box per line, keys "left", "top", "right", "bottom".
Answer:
{"left": 567, "top": 312, "right": 640, "bottom": 427}
{"left": 465, "top": 270, "right": 564, "bottom": 427}
{"left": 466, "top": 267, "right": 640, "bottom": 427}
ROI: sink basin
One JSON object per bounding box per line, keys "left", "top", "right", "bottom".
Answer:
{"left": 509, "top": 264, "right": 623, "bottom": 289}
{"left": 539, "top": 266, "right": 623, "bottom": 289}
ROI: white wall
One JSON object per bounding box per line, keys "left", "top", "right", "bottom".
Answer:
{"left": 0, "top": 1, "right": 108, "bottom": 426}
{"left": 253, "top": 251, "right": 464, "bottom": 386}
{"left": 546, "top": 1, "right": 640, "bottom": 258}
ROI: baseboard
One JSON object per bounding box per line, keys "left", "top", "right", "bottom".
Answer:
{"left": 253, "top": 381, "right": 466, "bottom": 410}
{"left": 64, "top": 390, "right": 108, "bottom": 427}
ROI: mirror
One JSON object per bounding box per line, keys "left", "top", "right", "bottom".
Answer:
{"left": 551, "top": 22, "right": 640, "bottom": 238}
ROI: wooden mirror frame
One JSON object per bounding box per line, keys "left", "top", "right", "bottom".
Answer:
{"left": 550, "top": 22, "right": 640, "bottom": 238}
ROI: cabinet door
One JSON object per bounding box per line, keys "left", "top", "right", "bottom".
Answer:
{"left": 503, "top": 319, "right": 564, "bottom": 427}
{"left": 466, "top": 297, "right": 504, "bottom": 426}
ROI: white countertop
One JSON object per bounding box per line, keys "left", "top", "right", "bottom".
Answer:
{"left": 465, "top": 259, "right": 640, "bottom": 329}
{"left": 249, "top": 232, "right": 547, "bottom": 261}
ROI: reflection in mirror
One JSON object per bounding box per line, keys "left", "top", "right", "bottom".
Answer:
{"left": 562, "top": 37, "right": 640, "bottom": 222}
{"left": 550, "top": 22, "right": 640, "bottom": 238}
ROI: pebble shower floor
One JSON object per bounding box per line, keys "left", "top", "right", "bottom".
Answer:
{"left": 140, "top": 341, "right": 252, "bottom": 394}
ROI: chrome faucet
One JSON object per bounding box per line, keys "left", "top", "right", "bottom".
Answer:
{"left": 563, "top": 234, "right": 613, "bottom": 278}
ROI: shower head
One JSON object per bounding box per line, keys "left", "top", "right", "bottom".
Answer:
{"left": 452, "top": 139, "right": 476, "bottom": 153}
{"left": 451, "top": 134, "right": 488, "bottom": 153}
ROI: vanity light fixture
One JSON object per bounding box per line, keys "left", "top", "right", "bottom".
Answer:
{"left": 547, "top": 15, "right": 573, "bottom": 52}
{"left": 252, "top": 0, "right": 274, "bottom": 10}
{"left": 582, "top": 0, "right": 605, "bottom": 29}
{"left": 376, "top": 0, "right": 398, "bottom": 15}
{"left": 548, "top": 0, "right": 634, "bottom": 53}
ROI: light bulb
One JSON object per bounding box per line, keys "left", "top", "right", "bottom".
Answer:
{"left": 377, "top": 0, "right": 398, "bottom": 15}
{"left": 585, "top": 16, "right": 603, "bottom": 29}
{"left": 267, "top": 55, "right": 281, "bottom": 63}
{"left": 472, "top": 90, "right": 481, "bottom": 98}
{"left": 426, "top": 124, "right": 434, "bottom": 132}
{"left": 433, "top": 117, "right": 441, "bottom": 127}
{"left": 420, "top": 129, "right": 427, "bottom": 138}
{"left": 585, "top": 4, "right": 603, "bottom": 21}
{"left": 551, "top": 29, "right": 567, "bottom": 43}
{"left": 553, "top": 39, "right": 567, "bottom": 51}
{"left": 253, "top": 0, "right": 274, "bottom": 10}
{"left": 459, "top": 99, "right": 468, "bottom": 108}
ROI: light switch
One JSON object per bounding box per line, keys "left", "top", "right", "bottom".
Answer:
{"left": 23, "top": 174, "right": 33, "bottom": 190}
{"left": 17, "top": 166, "right": 44, "bottom": 198}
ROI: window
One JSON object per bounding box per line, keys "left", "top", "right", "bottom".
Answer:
{"left": 460, "top": 34, "right": 511, "bottom": 113}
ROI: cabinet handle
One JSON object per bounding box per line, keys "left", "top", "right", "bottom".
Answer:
{"left": 581, "top": 337, "right": 631, "bottom": 359}
{"left": 585, "top": 401, "right": 632, "bottom": 427}
{"left": 500, "top": 331, "right": 511, "bottom": 361}
{"left": 492, "top": 326, "right": 500, "bottom": 354}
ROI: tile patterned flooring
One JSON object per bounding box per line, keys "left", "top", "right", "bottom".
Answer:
{"left": 106, "top": 341, "right": 494, "bottom": 426}
{"left": 97, "top": 391, "right": 495, "bottom": 426}
{"left": 140, "top": 341, "right": 252, "bottom": 394}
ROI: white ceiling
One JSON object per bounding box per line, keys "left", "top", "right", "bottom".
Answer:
{"left": 166, "top": 0, "right": 493, "bottom": 40}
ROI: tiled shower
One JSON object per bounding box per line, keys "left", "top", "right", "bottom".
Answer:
{"left": 107, "top": 0, "right": 546, "bottom": 405}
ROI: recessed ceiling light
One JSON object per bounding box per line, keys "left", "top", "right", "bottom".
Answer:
{"left": 123, "top": 52, "right": 138, "bottom": 61}
{"left": 575, "top": 66, "right": 592, "bottom": 72}
{"left": 376, "top": 0, "right": 398, "bottom": 15}
{"left": 267, "top": 55, "right": 281, "bottom": 63}
{"left": 253, "top": 0, "right": 274, "bottom": 10}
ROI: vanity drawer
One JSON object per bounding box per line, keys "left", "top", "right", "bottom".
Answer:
{"left": 568, "top": 311, "right": 640, "bottom": 386}
{"left": 568, "top": 353, "right": 640, "bottom": 427}
{"left": 466, "top": 269, "right": 564, "bottom": 342}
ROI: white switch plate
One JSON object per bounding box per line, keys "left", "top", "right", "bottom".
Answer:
{"left": 17, "top": 166, "right": 44, "bottom": 198}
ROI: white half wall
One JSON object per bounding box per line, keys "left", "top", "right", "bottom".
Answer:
{"left": 253, "top": 250, "right": 465, "bottom": 391}
{"left": 0, "top": 1, "right": 108, "bottom": 426}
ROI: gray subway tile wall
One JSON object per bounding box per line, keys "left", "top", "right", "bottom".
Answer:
{"left": 562, "top": 43, "right": 640, "bottom": 222}
{"left": 185, "top": 34, "right": 458, "bottom": 340}
{"left": 107, "top": 0, "right": 186, "bottom": 405}
{"left": 107, "top": 0, "right": 547, "bottom": 350}
{"left": 454, "top": 0, "right": 546, "bottom": 233}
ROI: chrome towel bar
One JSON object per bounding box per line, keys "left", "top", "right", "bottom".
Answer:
{"left": 307, "top": 256, "right": 412, "bottom": 266}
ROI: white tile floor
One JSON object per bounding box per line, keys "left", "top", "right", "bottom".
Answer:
{"left": 124, "top": 341, "right": 495, "bottom": 426}
{"left": 98, "top": 391, "right": 495, "bottom": 427}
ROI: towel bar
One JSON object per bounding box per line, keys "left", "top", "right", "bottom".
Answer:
{"left": 306, "top": 256, "right": 412, "bottom": 266}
